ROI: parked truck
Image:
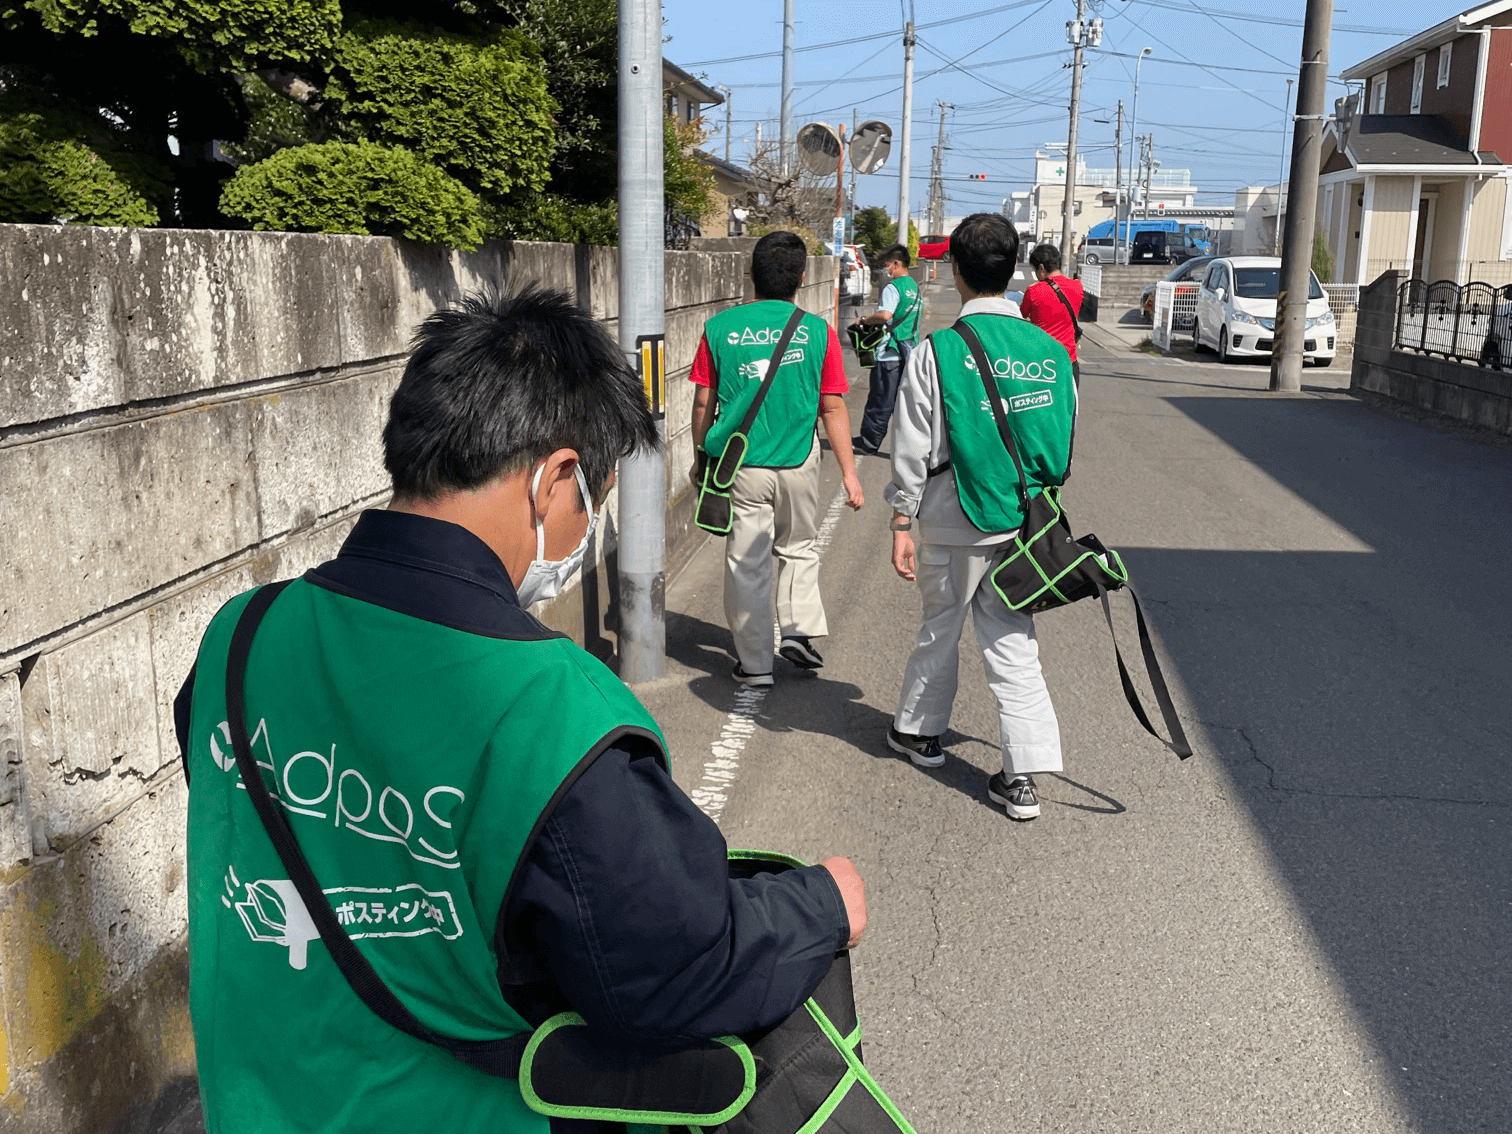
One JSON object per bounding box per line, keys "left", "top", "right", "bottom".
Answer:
{"left": 1082, "top": 219, "right": 1214, "bottom": 264}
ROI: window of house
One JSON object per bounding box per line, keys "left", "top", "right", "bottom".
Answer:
{"left": 1411, "top": 54, "right": 1425, "bottom": 113}
{"left": 1437, "top": 42, "right": 1452, "bottom": 88}
{"left": 1371, "top": 72, "right": 1387, "bottom": 113}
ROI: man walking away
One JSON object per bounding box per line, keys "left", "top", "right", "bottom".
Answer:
{"left": 883, "top": 214, "right": 1078, "bottom": 821}
{"left": 690, "top": 231, "right": 864, "bottom": 687}
{"left": 1020, "top": 243, "right": 1084, "bottom": 382}
{"left": 180, "top": 285, "right": 867, "bottom": 1133}
{"left": 852, "top": 244, "right": 922, "bottom": 454}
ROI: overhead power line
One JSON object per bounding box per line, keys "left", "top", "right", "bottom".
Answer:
{"left": 1130, "top": 0, "right": 1414, "bottom": 36}
{"left": 681, "top": 0, "right": 1044, "bottom": 67}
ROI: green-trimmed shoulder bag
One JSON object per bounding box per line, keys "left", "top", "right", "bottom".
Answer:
{"left": 953, "top": 320, "right": 1192, "bottom": 760}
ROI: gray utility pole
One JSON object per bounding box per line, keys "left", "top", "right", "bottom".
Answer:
{"left": 718, "top": 85, "right": 733, "bottom": 163}
{"left": 780, "top": 0, "right": 795, "bottom": 175}
{"left": 1270, "top": 0, "right": 1333, "bottom": 393}
{"left": 1059, "top": 0, "right": 1089, "bottom": 263}
{"left": 1274, "top": 77, "right": 1294, "bottom": 254}
{"left": 927, "top": 102, "right": 950, "bottom": 235}
{"left": 616, "top": 0, "right": 666, "bottom": 683}
{"left": 848, "top": 109, "right": 858, "bottom": 241}
{"left": 1121, "top": 47, "right": 1152, "bottom": 263}
{"left": 1113, "top": 100, "right": 1123, "bottom": 245}
{"left": 896, "top": 21, "right": 915, "bottom": 245}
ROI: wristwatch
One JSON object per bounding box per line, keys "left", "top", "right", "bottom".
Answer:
{"left": 889, "top": 517, "right": 913, "bottom": 532}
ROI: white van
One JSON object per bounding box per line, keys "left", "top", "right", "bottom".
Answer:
{"left": 1191, "top": 256, "right": 1336, "bottom": 366}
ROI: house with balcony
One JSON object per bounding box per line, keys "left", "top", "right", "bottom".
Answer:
{"left": 1319, "top": 1, "right": 1512, "bottom": 285}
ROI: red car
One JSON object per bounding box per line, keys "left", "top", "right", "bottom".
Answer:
{"left": 917, "top": 234, "right": 949, "bottom": 261}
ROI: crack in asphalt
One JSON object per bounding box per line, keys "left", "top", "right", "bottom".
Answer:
{"left": 1203, "top": 720, "right": 1508, "bottom": 809}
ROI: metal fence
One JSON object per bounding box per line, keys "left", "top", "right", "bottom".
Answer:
{"left": 1079, "top": 261, "right": 1102, "bottom": 299}
{"left": 1321, "top": 283, "right": 1359, "bottom": 320}
{"left": 1394, "top": 279, "right": 1512, "bottom": 369}
{"left": 1150, "top": 280, "right": 1199, "bottom": 351}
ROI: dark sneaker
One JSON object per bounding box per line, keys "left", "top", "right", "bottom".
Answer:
{"left": 988, "top": 773, "right": 1040, "bottom": 821}
{"left": 852, "top": 436, "right": 880, "bottom": 456}
{"left": 732, "top": 663, "right": 774, "bottom": 688}
{"left": 887, "top": 727, "right": 945, "bottom": 768}
{"left": 778, "top": 636, "right": 824, "bottom": 669}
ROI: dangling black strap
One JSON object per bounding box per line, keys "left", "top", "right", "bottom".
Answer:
{"left": 1095, "top": 582, "right": 1193, "bottom": 759}
{"left": 224, "top": 581, "right": 529, "bottom": 1077}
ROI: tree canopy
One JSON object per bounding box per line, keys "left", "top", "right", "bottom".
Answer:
{"left": 0, "top": 0, "right": 708, "bottom": 246}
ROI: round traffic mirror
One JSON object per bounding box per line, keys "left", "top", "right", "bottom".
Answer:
{"left": 797, "top": 122, "right": 844, "bottom": 176}
{"left": 849, "top": 120, "right": 892, "bottom": 174}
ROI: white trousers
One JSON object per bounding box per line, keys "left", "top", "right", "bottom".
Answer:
{"left": 894, "top": 541, "right": 1063, "bottom": 776}
{"left": 724, "top": 438, "right": 828, "bottom": 674}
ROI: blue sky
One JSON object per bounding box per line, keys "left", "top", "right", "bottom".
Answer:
{"left": 661, "top": 0, "right": 1472, "bottom": 218}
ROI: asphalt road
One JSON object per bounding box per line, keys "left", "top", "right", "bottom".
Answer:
{"left": 634, "top": 276, "right": 1512, "bottom": 1134}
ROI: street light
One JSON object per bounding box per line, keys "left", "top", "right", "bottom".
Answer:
{"left": 1121, "top": 46, "right": 1153, "bottom": 264}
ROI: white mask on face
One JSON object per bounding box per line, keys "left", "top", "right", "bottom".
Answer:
{"left": 515, "top": 463, "right": 598, "bottom": 608}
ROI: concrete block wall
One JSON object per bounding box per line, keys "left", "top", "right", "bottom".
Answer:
{"left": 0, "top": 222, "right": 836, "bottom": 1132}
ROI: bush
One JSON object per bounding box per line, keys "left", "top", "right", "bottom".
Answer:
{"left": 330, "top": 20, "right": 556, "bottom": 199}
{"left": 219, "top": 140, "right": 484, "bottom": 248}
{"left": 1312, "top": 229, "right": 1335, "bottom": 284}
{"left": 488, "top": 192, "right": 618, "bottom": 245}
{"left": 0, "top": 110, "right": 161, "bottom": 226}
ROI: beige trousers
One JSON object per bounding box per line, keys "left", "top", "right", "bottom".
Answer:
{"left": 724, "top": 437, "right": 828, "bottom": 674}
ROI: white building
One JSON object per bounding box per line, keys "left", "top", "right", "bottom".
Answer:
{"left": 1006, "top": 144, "right": 1199, "bottom": 246}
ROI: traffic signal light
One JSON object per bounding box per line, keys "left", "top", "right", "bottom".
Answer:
{"left": 968, "top": 173, "right": 987, "bottom": 181}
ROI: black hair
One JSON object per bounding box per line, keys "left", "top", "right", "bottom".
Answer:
{"left": 949, "top": 213, "right": 1021, "bottom": 295}
{"left": 383, "top": 284, "right": 659, "bottom": 503}
{"left": 750, "top": 231, "right": 807, "bottom": 300}
{"left": 879, "top": 243, "right": 911, "bottom": 268}
{"left": 1028, "top": 243, "right": 1062, "bottom": 274}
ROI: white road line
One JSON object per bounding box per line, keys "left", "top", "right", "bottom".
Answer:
{"left": 697, "top": 486, "right": 851, "bottom": 823}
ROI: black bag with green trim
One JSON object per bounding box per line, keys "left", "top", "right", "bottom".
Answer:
{"left": 223, "top": 592, "right": 916, "bottom": 1131}
{"left": 846, "top": 321, "right": 887, "bottom": 368}
{"left": 696, "top": 307, "right": 807, "bottom": 535}
{"left": 953, "top": 320, "right": 1193, "bottom": 760}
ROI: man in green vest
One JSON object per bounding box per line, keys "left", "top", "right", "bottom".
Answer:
{"left": 852, "top": 244, "right": 922, "bottom": 455}
{"left": 882, "top": 214, "right": 1078, "bottom": 821}
{"left": 689, "top": 231, "right": 864, "bottom": 686}
{"left": 177, "top": 285, "right": 867, "bottom": 1133}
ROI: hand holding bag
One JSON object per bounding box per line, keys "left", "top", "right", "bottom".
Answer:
{"left": 696, "top": 306, "right": 807, "bottom": 535}
{"left": 953, "top": 320, "right": 1191, "bottom": 759}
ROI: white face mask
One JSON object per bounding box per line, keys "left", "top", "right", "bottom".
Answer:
{"left": 516, "top": 464, "right": 598, "bottom": 608}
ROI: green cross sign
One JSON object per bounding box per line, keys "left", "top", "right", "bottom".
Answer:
{"left": 1055, "top": 167, "right": 1065, "bottom": 176}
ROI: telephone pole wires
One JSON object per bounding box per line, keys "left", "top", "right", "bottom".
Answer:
{"left": 616, "top": 0, "right": 666, "bottom": 682}
{"left": 896, "top": 21, "right": 915, "bottom": 244}
{"left": 1270, "top": 0, "right": 1333, "bottom": 393}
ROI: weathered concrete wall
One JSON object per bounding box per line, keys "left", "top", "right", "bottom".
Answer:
{"left": 0, "top": 223, "right": 836, "bottom": 1132}
{"left": 1350, "top": 268, "right": 1512, "bottom": 435}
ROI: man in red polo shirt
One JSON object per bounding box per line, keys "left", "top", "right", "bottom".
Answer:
{"left": 1020, "top": 243, "right": 1084, "bottom": 382}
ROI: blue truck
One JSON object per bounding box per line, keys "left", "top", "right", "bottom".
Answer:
{"left": 1082, "top": 219, "right": 1213, "bottom": 263}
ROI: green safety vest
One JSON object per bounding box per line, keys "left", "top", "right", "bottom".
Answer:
{"left": 702, "top": 300, "right": 828, "bottom": 469}
{"left": 885, "top": 275, "right": 921, "bottom": 351}
{"left": 931, "top": 313, "right": 1077, "bottom": 533}
{"left": 186, "top": 579, "right": 666, "bottom": 1134}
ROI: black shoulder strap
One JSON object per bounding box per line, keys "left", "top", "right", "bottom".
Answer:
{"left": 733, "top": 305, "right": 808, "bottom": 438}
{"left": 1046, "top": 278, "right": 1083, "bottom": 340}
{"left": 951, "top": 318, "right": 1033, "bottom": 520}
{"left": 224, "top": 582, "right": 528, "bottom": 1078}
{"left": 1096, "top": 581, "right": 1194, "bottom": 759}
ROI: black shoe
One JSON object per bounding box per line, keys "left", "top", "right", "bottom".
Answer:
{"left": 988, "top": 772, "right": 1040, "bottom": 821}
{"left": 778, "top": 636, "right": 824, "bottom": 669}
{"left": 887, "top": 727, "right": 945, "bottom": 768}
{"left": 732, "top": 663, "right": 774, "bottom": 688}
{"left": 852, "top": 436, "right": 880, "bottom": 456}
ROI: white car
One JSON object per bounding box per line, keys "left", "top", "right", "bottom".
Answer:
{"left": 1191, "top": 256, "right": 1337, "bottom": 366}
{"left": 832, "top": 244, "right": 871, "bottom": 307}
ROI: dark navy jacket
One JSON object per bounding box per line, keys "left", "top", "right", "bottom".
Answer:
{"left": 176, "top": 510, "right": 849, "bottom": 1131}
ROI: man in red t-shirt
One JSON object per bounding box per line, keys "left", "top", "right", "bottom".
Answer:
{"left": 1020, "top": 243, "right": 1084, "bottom": 380}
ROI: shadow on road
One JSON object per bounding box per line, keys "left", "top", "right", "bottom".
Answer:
{"left": 665, "top": 611, "right": 1129, "bottom": 817}
{"left": 1126, "top": 393, "right": 1512, "bottom": 1134}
